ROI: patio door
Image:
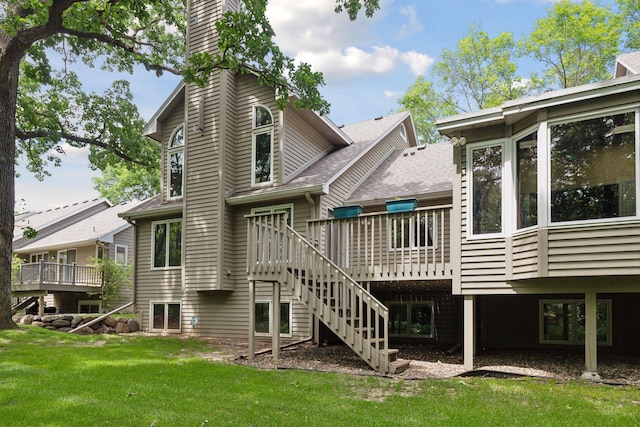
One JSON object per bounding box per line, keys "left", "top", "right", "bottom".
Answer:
{"left": 57, "top": 249, "right": 77, "bottom": 283}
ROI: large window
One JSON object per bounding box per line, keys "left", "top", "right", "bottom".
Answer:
{"left": 517, "top": 132, "right": 538, "bottom": 229}
{"left": 550, "top": 112, "right": 636, "bottom": 222}
{"left": 470, "top": 143, "right": 503, "bottom": 235}
{"left": 540, "top": 299, "right": 611, "bottom": 345}
{"left": 255, "top": 301, "right": 291, "bottom": 336}
{"left": 151, "top": 302, "right": 181, "bottom": 332}
{"left": 168, "top": 124, "right": 184, "bottom": 198}
{"left": 388, "top": 301, "right": 434, "bottom": 338}
{"left": 115, "top": 244, "right": 128, "bottom": 265}
{"left": 389, "top": 213, "right": 435, "bottom": 249}
{"left": 152, "top": 219, "right": 182, "bottom": 268}
{"left": 252, "top": 105, "right": 274, "bottom": 186}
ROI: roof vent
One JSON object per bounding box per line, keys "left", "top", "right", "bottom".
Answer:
{"left": 417, "top": 145, "right": 426, "bottom": 150}
{"left": 374, "top": 116, "right": 383, "bottom": 121}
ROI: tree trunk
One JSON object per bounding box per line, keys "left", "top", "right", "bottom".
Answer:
{"left": 0, "top": 57, "right": 19, "bottom": 329}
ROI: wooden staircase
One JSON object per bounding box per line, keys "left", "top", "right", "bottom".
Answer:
{"left": 247, "top": 212, "right": 409, "bottom": 374}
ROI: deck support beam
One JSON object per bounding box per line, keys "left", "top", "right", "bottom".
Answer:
{"left": 249, "top": 280, "right": 255, "bottom": 361}
{"left": 272, "top": 281, "right": 281, "bottom": 361}
{"left": 463, "top": 295, "right": 475, "bottom": 371}
{"left": 581, "top": 292, "right": 601, "bottom": 382}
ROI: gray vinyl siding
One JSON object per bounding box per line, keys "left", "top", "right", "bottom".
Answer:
{"left": 283, "top": 110, "right": 333, "bottom": 180}
{"left": 111, "top": 228, "right": 135, "bottom": 309}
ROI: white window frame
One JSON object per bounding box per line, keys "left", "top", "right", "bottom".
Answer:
{"left": 511, "top": 126, "right": 541, "bottom": 233}
{"left": 78, "top": 300, "right": 102, "bottom": 314}
{"left": 167, "top": 124, "right": 185, "bottom": 200}
{"left": 115, "top": 244, "right": 128, "bottom": 265}
{"left": 399, "top": 123, "right": 407, "bottom": 142}
{"left": 30, "top": 253, "right": 49, "bottom": 263}
{"left": 149, "top": 301, "right": 182, "bottom": 333}
{"left": 254, "top": 300, "right": 292, "bottom": 337}
{"left": 251, "top": 105, "right": 275, "bottom": 187}
{"left": 546, "top": 106, "right": 639, "bottom": 228}
{"left": 539, "top": 299, "right": 612, "bottom": 346}
{"left": 151, "top": 219, "right": 182, "bottom": 270}
{"left": 466, "top": 139, "right": 508, "bottom": 239}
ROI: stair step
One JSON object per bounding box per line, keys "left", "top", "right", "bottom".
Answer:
{"left": 382, "top": 349, "right": 399, "bottom": 362}
{"left": 388, "top": 359, "right": 410, "bottom": 374}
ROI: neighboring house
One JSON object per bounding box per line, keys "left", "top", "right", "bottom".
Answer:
{"left": 12, "top": 199, "right": 142, "bottom": 314}
{"left": 436, "top": 53, "right": 640, "bottom": 380}
{"left": 120, "top": 0, "right": 457, "bottom": 375}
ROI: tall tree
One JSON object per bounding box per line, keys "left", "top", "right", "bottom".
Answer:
{"left": 433, "top": 25, "right": 528, "bottom": 113}
{"left": 0, "top": 0, "right": 380, "bottom": 329}
{"left": 522, "top": 0, "right": 621, "bottom": 89}
{"left": 618, "top": 0, "right": 640, "bottom": 50}
{"left": 397, "top": 76, "right": 456, "bottom": 144}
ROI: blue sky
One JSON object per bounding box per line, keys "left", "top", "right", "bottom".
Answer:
{"left": 15, "top": 0, "right": 620, "bottom": 211}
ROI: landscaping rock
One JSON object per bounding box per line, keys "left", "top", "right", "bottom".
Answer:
{"left": 51, "top": 319, "right": 71, "bottom": 328}
{"left": 20, "top": 314, "right": 34, "bottom": 325}
{"left": 70, "top": 316, "right": 83, "bottom": 328}
{"left": 103, "top": 317, "right": 117, "bottom": 328}
{"left": 114, "top": 322, "right": 130, "bottom": 334}
{"left": 31, "top": 321, "right": 44, "bottom": 328}
{"left": 75, "top": 327, "right": 95, "bottom": 335}
{"left": 61, "top": 315, "right": 74, "bottom": 322}
{"left": 42, "top": 315, "right": 59, "bottom": 322}
{"left": 127, "top": 319, "right": 139, "bottom": 332}
{"left": 58, "top": 327, "right": 73, "bottom": 333}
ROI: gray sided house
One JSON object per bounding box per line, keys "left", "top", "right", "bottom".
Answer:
{"left": 120, "top": 0, "right": 456, "bottom": 376}
{"left": 437, "top": 53, "right": 640, "bottom": 379}
{"left": 12, "top": 199, "right": 142, "bottom": 314}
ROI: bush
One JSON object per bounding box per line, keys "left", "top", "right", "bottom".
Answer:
{"left": 91, "top": 258, "right": 132, "bottom": 312}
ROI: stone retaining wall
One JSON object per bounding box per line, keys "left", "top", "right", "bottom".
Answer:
{"left": 19, "top": 314, "right": 140, "bottom": 334}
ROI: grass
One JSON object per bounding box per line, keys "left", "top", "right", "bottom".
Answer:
{"left": 1, "top": 327, "right": 639, "bottom": 427}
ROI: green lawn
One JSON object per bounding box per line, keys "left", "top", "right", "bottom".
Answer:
{"left": 1, "top": 327, "right": 639, "bottom": 426}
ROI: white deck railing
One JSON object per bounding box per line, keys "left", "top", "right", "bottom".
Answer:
{"left": 17, "top": 261, "right": 102, "bottom": 288}
{"left": 306, "top": 205, "right": 452, "bottom": 281}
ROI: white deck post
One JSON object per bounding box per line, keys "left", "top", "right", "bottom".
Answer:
{"left": 272, "top": 281, "right": 281, "bottom": 361}
{"left": 463, "top": 295, "right": 475, "bottom": 371}
{"left": 38, "top": 295, "right": 44, "bottom": 317}
{"left": 581, "top": 292, "right": 601, "bottom": 382}
{"left": 249, "top": 280, "right": 255, "bottom": 361}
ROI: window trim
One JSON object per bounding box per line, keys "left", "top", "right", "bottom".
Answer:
{"left": 539, "top": 299, "right": 612, "bottom": 346}
{"left": 78, "top": 300, "right": 102, "bottom": 314}
{"left": 399, "top": 123, "right": 407, "bottom": 142}
{"left": 388, "top": 300, "right": 435, "bottom": 338}
{"left": 251, "top": 105, "right": 275, "bottom": 187}
{"left": 114, "top": 244, "right": 128, "bottom": 265}
{"left": 151, "top": 218, "right": 182, "bottom": 270}
{"left": 149, "top": 301, "right": 182, "bottom": 333}
{"left": 167, "top": 124, "right": 185, "bottom": 200}
{"left": 546, "top": 106, "right": 639, "bottom": 228}
{"left": 254, "top": 300, "right": 292, "bottom": 338}
{"left": 466, "top": 139, "right": 507, "bottom": 240}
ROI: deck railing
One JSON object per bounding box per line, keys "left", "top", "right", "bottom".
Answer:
{"left": 306, "top": 205, "right": 453, "bottom": 281}
{"left": 16, "top": 261, "right": 102, "bottom": 288}
{"left": 247, "top": 212, "right": 392, "bottom": 372}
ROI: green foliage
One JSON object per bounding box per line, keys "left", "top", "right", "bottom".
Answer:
{"left": 334, "top": 0, "right": 380, "bottom": 20}
{"left": 522, "top": 0, "right": 622, "bottom": 89}
{"left": 2, "top": 328, "right": 640, "bottom": 426}
{"left": 434, "top": 25, "right": 532, "bottom": 113}
{"left": 11, "top": 255, "right": 22, "bottom": 284}
{"left": 21, "top": 225, "right": 37, "bottom": 239}
{"left": 397, "top": 77, "right": 456, "bottom": 144}
{"left": 91, "top": 257, "right": 132, "bottom": 312}
{"left": 619, "top": 0, "right": 640, "bottom": 50}
{"left": 93, "top": 161, "right": 160, "bottom": 204}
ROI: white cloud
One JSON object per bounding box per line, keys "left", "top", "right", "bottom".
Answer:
{"left": 396, "top": 5, "right": 423, "bottom": 39}
{"left": 267, "top": 0, "right": 433, "bottom": 83}
{"left": 384, "top": 90, "right": 403, "bottom": 99}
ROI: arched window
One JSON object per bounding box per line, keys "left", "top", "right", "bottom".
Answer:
{"left": 168, "top": 124, "right": 184, "bottom": 198}
{"left": 252, "top": 105, "right": 274, "bottom": 186}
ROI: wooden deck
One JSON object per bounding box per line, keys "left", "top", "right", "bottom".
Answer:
{"left": 12, "top": 261, "right": 102, "bottom": 294}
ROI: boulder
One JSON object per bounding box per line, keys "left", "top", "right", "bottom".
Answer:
{"left": 20, "top": 314, "right": 34, "bottom": 325}
{"left": 75, "top": 326, "right": 95, "bottom": 335}
{"left": 31, "top": 321, "right": 44, "bottom": 328}
{"left": 127, "top": 319, "right": 140, "bottom": 333}
{"left": 51, "top": 319, "right": 71, "bottom": 328}
{"left": 45, "top": 326, "right": 57, "bottom": 331}
{"left": 58, "top": 327, "right": 73, "bottom": 333}
{"left": 61, "top": 315, "right": 74, "bottom": 322}
{"left": 103, "top": 317, "right": 118, "bottom": 328}
{"left": 70, "top": 316, "right": 83, "bottom": 328}
{"left": 42, "top": 315, "right": 60, "bottom": 322}
{"left": 114, "top": 322, "right": 130, "bottom": 334}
